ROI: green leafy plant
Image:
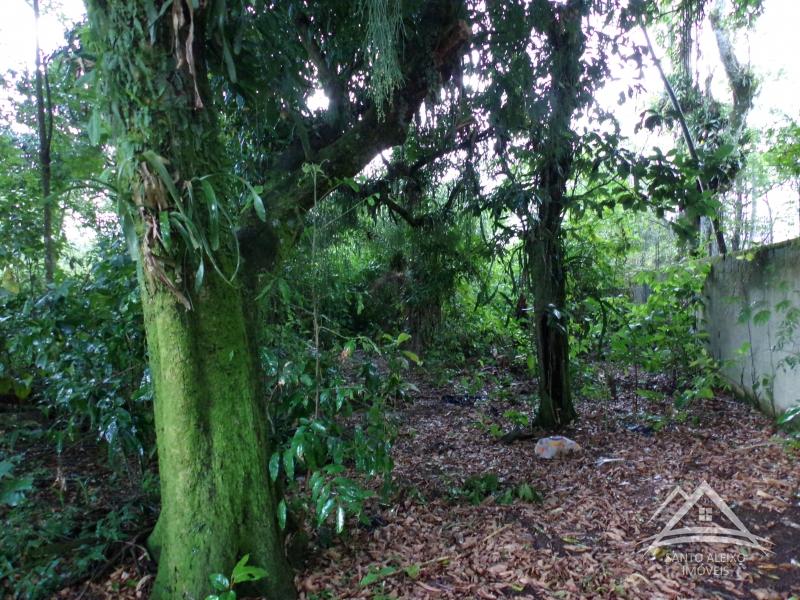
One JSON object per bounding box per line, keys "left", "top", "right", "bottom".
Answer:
{"left": 447, "top": 473, "right": 542, "bottom": 506}
{"left": 778, "top": 405, "right": 800, "bottom": 426}
{"left": 359, "top": 565, "right": 398, "bottom": 587}
{"left": 502, "top": 409, "right": 530, "bottom": 428}
{"left": 473, "top": 415, "right": 504, "bottom": 439}
{"left": 0, "top": 233, "right": 151, "bottom": 465}
{"left": 601, "top": 259, "right": 722, "bottom": 409}
{"left": 205, "top": 554, "right": 269, "bottom": 600}
{"left": 0, "top": 460, "right": 33, "bottom": 507}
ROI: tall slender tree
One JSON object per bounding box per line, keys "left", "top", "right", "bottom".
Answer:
{"left": 32, "top": 0, "right": 54, "bottom": 284}
{"left": 522, "top": 0, "right": 587, "bottom": 428}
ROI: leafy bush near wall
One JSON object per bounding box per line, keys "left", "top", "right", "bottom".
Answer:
{"left": 602, "top": 259, "right": 721, "bottom": 406}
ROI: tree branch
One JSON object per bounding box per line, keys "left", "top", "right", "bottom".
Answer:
{"left": 640, "top": 19, "right": 728, "bottom": 255}
{"left": 296, "top": 13, "right": 348, "bottom": 125}
{"left": 238, "top": 0, "right": 470, "bottom": 269}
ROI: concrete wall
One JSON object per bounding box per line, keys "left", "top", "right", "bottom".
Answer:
{"left": 703, "top": 239, "right": 800, "bottom": 416}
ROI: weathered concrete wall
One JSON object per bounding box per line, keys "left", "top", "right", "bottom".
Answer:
{"left": 703, "top": 239, "right": 800, "bottom": 416}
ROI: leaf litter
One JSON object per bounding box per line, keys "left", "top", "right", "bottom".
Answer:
{"left": 295, "top": 366, "right": 799, "bottom": 599}
{"left": 56, "top": 365, "right": 800, "bottom": 599}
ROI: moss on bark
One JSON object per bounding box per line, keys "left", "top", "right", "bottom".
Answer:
{"left": 141, "top": 266, "right": 295, "bottom": 600}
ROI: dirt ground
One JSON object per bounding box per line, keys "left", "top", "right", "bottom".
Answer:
{"left": 293, "top": 369, "right": 800, "bottom": 599}
{"left": 57, "top": 367, "right": 800, "bottom": 599}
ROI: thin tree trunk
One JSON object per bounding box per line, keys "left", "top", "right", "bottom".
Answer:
{"left": 731, "top": 183, "right": 744, "bottom": 252}
{"left": 33, "top": 0, "right": 54, "bottom": 284}
{"left": 641, "top": 20, "right": 728, "bottom": 254}
{"left": 709, "top": 0, "right": 756, "bottom": 253}
{"left": 524, "top": 0, "right": 585, "bottom": 430}
{"left": 528, "top": 225, "right": 576, "bottom": 429}
{"left": 748, "top": 179, "right": 757, "bottom": 246}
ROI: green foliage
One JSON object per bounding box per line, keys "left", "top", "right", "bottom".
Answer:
{"left": 778, "top": 406, "right": 800, "bottom": 425}
{"left": 0, "top": 33, "right": 106, "bottom": 290}
{"left": 264, "top": 331, "right": 400, "bottom": 535}
{"left": 258, "top": 259, "right": 411, "bottom": 534}
{"left": 573, "top": 254, "right": 722, "bottom": 409}
{"left": 0, "top": 459, "right": 33, "bottom": 507}
{"left": 0, "top": 232, "right": 150, "bottom": 463}
{"left": 0, "top": 473, "right": 154, "bottom": 600}
{"left": 447, "top": 473, "right": 542, "bottom": 506}
{"left": 359, "top": 565, "right": 398, "bottom": 587}
{"left": 205, "top": 554, "right": 269, "bottom": 600}
{"left": 359, "top": 0, "right": 404, "bottom": 117}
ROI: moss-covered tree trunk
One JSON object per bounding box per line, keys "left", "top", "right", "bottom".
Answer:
{"left": 86, "top": 1, "right": 296, "bottom": 597}
{"left": 87, "top": 1, "right": 468, "bottom": 596}
{"left": 143, "top": 268, "right": 294, "bottom": 599}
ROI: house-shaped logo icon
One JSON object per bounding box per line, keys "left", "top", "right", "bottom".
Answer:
{"left": 641, "top": 481, "right": 771, "bottom": 553}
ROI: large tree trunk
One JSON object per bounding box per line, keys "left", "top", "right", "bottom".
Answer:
{"left": 143, "top": 267, "right": 294, "bottom": 599}
{"left": 85, "top": 2, "right": 296, "bottom": 596}
{"left": 87, "top": 2, "right": 467, "bottom": 597}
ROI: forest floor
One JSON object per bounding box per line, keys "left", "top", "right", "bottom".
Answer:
{"left": 291, "top": 366, "right": 800, "bottom": 600}
{"left": 41, "top": 364, "right": 800, "bottom": 599}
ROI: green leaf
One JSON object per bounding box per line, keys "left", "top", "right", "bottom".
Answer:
{"left": 208, "top": 573, "right": 230, "bottom": 592}
{"left": 778, "top": 405, "right": 800, "bottom": 425}
{"left": 13, "top": 378, "right": 31, "bottom": 401}
{"left": 360, "top": 566, "right": 397, "bottom": 586}
{"left": 404, "top": 564, "right": 421, "bottom": 580}
{"left": 253, "top": 194, "right": 266, "bottom": 221}
{"left": 697, "top": 386, "right": 714, "bottom": 399}
{"left": 232, "top": 554, "right": 268, "bottom": 584}
{"left": 283, "top": 447, "right": 294, "bottom": 480}
{"left": 401, "top": 350, "right": 421, "bottom": 365}
{"left": 142, "top": 150, "right": 180, "bottom": 204}
{"left": 87, "top": 110, "right": 101, "bottom": 145}
{"left": 310, "top": 471, "right": 324, "bottom": 500}
{"left": 200, "top": 179, "right": 221, "bottom": 251}
{"left": 336, "top": 504, "right": 345, "bottom": 533}
{"left": 268, "top": 452, "right": 280, "bottom": 482}
{"left": 241, "top": 179, "right": 266, "bottom": 222}
{"left": 0, "top": 475, "right": 33, "bottom": 506}
{"left": 318, "top": 497, "right": 335, "bottom": 525}
{"left": 221, "top": 35, "right": 237, "bottom": 83}
{"left": 342, "top": 177, "right": 359, "bottom": 192}
{"left": 753, "top": 309, "right": 772, "bottom": 326}
{"left": 277, "top": 499, "right": 287, "bottom": 530}
{"left": 526, "top": 352, "right": 535, "bottom": 374}
{"left": 194, "top": 259, "right": 205, "bottom": 293}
